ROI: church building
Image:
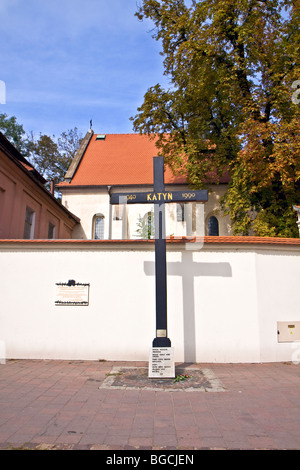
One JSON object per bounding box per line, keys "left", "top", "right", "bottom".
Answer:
{"left": 57, "top": 130, "right": 232, "bottom": 240}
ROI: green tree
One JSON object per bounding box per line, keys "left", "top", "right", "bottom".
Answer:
{"left": 132, "top": 0, "right": 300, "bottom": 237}
{"left": 27, "top": 128, "right": 82, "bottom": 190}
{"left": 27, "top": 133, "right": 62, "bottom": 188}
{"left": 135, "top": 211, "right": 155, "bottom": 239}
{"left": 58, "top": 127, "right": 83, "bottom": 162}
{"left": 0, "top": 113, "right": 29, "bottom": 155}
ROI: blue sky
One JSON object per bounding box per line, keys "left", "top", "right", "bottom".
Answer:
{"left": 0, "top": 0, "right": 167, "bottom": 138}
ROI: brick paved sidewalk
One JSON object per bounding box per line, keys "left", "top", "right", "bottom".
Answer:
{"left": 0, "top": 359, "right": 299, "bottom": 450}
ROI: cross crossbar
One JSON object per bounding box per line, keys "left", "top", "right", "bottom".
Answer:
{"left": 110, "top": 190, "right": 208, "bottom": 205}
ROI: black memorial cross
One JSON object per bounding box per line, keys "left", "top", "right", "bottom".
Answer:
{"left": 110, "top": 156, "right": 208, "bottom": 348}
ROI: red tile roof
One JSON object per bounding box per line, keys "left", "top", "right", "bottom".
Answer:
{"left": 58, "top": 133, "right": 187, "bottom": 187}
{"left": 58, "top": 133, "right": 230, "bottom": 188}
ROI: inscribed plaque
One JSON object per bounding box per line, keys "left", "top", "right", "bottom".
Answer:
{"left": 148, "top": 347, "right": 175, "bottom": 378}
{"left": 55, "top": 282, "right": 89, "bottom": 306}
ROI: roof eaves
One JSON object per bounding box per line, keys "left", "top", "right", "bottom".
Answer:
{"left": 0, "top": 132, "right": 80, "bottom": 224}
{"left": 0, "top": 132, "right": 46, "bottom": 185}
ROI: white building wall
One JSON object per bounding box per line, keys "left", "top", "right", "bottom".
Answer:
{"left": 60, "top": 184, "right": 232, "bottom": 240}
{"left": 61, "top": 188, "right": 110, "bottom": 239}
{"left": 0, "top": 240, "right": 299, "bottom": 363}
{"left": 255, "top": 250, "right": 300, "bottom": 362}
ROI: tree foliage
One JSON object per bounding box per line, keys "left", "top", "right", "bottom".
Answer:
{"left": 0, "top": 113, "right": 28, "bottom": 155}
{"left": 132, "top": 0, "right": 300, "bottom": 236}
{"left": 135, "top": 211, "right": 155, "bottom": 239}
{"left": 27, "top": 128, "right": 82, "bottom": 189}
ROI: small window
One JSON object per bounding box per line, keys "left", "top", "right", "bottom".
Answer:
{"left": 176, "top": 203, "right": 185, "bottom": 222}
{"left": 93, "top": 215, "right": 105, "bottom": 240}
{"left": 48, "top": 222, "right": 56, "bottom": 239}
{"left": 23, "top": 206, "right": 35, "bottom": 239}
{"left": 208, "top": 216, "right": 219, "bottom": 236}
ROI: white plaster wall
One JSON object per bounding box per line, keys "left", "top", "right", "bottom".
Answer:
{"left": 193, "top": 251, "right": 260, "bottom": 363}
{"left": 255, "top": 250, "right": 300, "bottom": 362}
{"left": 62, "top": 189, "right": 110, "bottom": 239}
{"left": 0, "top": 242, "right": 299, "bottom": 363}
{"left": 60, "top": 185, "right": 232, "bottom": 240}
{"left": 204, "top": 184, "right": 232, "bottom": 236}
{"left": 0, "top": 246, "right": 155, "bottom": 361}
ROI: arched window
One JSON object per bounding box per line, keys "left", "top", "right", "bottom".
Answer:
{"left": 208, "top": 216, "right": 219, "bottom": 236}
{"left": 93, "top": 214, "right": 105, "bottom": 240}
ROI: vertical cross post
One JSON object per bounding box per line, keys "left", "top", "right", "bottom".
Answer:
{"left": 152, "top": 157, "right": 171, "bottom": 347}
{"left": 109, "top": 157, "right": 208, "bottom": 377}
